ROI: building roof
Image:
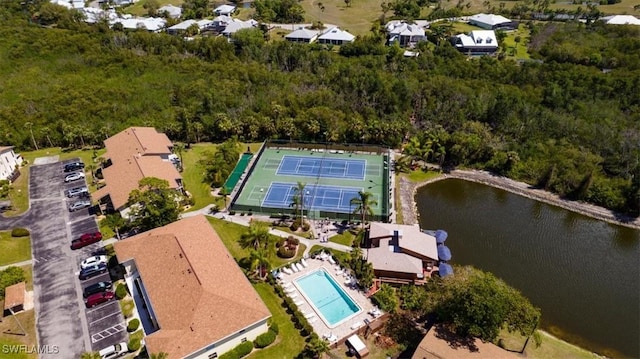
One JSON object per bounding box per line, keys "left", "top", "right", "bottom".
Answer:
{"left": 168, "top": 19, "right": 213, "bottom": 31}
{"left": 412, "top": 325, "right": 521, "bottom": 359}
{"left": 0, "top": 146, "right": 14, "bottom": 154}
{"left": 600, "top": 15, "right": 640, "bottom": 25}
{"left": 369, "top": 222, "right": 438, "bottom": 260}
{"left": 222, "top": 19, "right": 258, "bottom": 35}
{"left": 318, "top": 27, "right": 355, "bottom": 42}
{"left": 158, "top": 4, "right": 182, "bottom": 18}
{"left": 455, "top": 30, "right": 498, "bottom": 48}
{"left": 214, "top": 4, "right": 236, "bottom": 14}
{"left": 4, "top": 282, "right": 25, "bottom": 310}
{"left": 113, "top": 215, "right": 271, "bottom": 358}
{"left": 111, "top": 17, "right": 166, "bottom": 31}
{"left": 94, "top": 127, "right": 180, "bottom": 210}
{"left": 285, "top": 27, "right": 320, "bottom": 40}
{"left": 386, "top": 21, "right": 425, "bottom": 37}
{"left": 366, "top": 245, "right": 424, "bottom": 276}
{"left": 347, "top": 335, "right": 368, "bottom": 355}
{"left": 469, "top": 13, "right": 511, "bottom": 26}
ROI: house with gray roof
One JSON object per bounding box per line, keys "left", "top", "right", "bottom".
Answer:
{"left": 158, "top": 4, "right": 182, "bottom": 19}
{"left": 222, "top": 19, "right": 258, "bottom": 37}
{"left": 385, "top": 21, "right": 426, "bottom": 47}
{"left": 111, "top": 16, "right": 167, "bottom": 32}
{"left": 214, "top": 4, "right": 236, "bottom": 16}
{"left": 285, "top": 27, "right": 320, "bottom": 43}
{"left": 167, "top": 19, "right": 214, "bottom": 35}
{"left": 600, "top": 15, "right": 640, "bottom": 25}
{"left": 453, "top": 30, "right": 499, "bottom": 55}
{"left": 468, "top": 13, "right": 517, "bottom": 30}
{"left": 364, "top": 223, "right": 438, "bottom": 285}
{"left": 318, "top": 27, "right": 355, "bottom": 45}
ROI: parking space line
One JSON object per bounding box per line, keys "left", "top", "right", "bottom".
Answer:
{"left": 91, "top": 324, "right": 125, "bottom": 343}
{"left": 89, "top": 311, "right": 121, "bottom": 326}
{"left": 86, "top": 301, "right": 118, "bottom": 315}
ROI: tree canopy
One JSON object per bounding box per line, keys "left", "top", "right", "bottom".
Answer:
{"left": 127, "top": 177, "right": 182, "bottom": 231}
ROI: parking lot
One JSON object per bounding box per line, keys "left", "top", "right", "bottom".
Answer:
{"left": 28, "top": 158, "right": 127, "bottom": 357}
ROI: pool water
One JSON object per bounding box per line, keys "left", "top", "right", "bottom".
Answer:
{"left": 296, "top": 269, "right": 361, "bottom": 327}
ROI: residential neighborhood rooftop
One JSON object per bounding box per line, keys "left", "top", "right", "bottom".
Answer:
{"left": 469, "top": 13, "right": 512, "bottom": 26}
{"left": 455, "top": 30, "right": 498, "bottom": 48}
{"left": 3, "top": 281, "right": 25, "bottom": 311}
{"left": 318, "top": 27, "right": 355, "bottom": 42}
{"left": 600, "top": 15, "right": 640, "bottom": 25}
{"left": 113, "top": 215, "right": 271, "bottom": 358}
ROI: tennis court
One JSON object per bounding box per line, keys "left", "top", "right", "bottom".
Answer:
{"left": 230, "top": 146, "right": 390, "bottom": 221}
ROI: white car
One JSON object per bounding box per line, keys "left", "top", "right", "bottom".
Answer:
{"left": 80, "top": 255, "right": 107, "bottom": 270}
{"left": 98, "top": 342, "right": 128, "bottom": 359}
{"left": 64, "top": 172, "right": 85, "bottom": 183}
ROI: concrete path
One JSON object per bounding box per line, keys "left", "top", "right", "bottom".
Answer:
{"left": 182, "top": 205, "right": 352, "bottom": 257}
{"left": 0, "top": 259, "right": 33, "bottom": 271}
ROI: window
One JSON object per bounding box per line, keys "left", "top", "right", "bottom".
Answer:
{"left": 208, "top": 353, "right": 218, "bottom": 359}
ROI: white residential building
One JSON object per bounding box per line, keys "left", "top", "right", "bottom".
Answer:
{"left": 214, "top": 4, "right": 236, "bottom": 16}
{"left": 158, "top": 4, "right": 182, "bottom": 19}
{"left": 0, "top": 147, "right": 22, "bottom": 182}
{"left": 110, "top": 16, "right": 166, "bottom": 32}
{"left": 285, "top": 27, "right": 320, "bottom": 43}
{"left": 600, "top": 15, "right": 640, "bottom": 25}
{"left": 50, "top": 0, "right": 84, "bottom": 9}
{"left": 386, "top": 21, "right": 426, "bottom": 47}
{"left": 453, "top": 30, "right": 499, "bottom": 55}
{"left": 468, "top": 13, "right": 515, "bottom": 30}
{"left": 318, "top": 27, "right": 355, "bottom": 45}
{"left": 167, "top": 19, "right": 214, "bottom": 35}
{"left": 222, "top": 19, "right": 258, "bottom": 37}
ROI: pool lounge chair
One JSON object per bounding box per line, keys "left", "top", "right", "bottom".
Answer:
{"left": 304, "top": 312, "right": 317, "bottom": 319}
{"left": 282, "top": 282, "right": 292, "bottom": 288}
{"left": 350, "top": 321, "right": 363, "bottom": 330}
{"left": 294, "top": 299, "right": 304, "bottom": 306}
{"left": 290, "top": 265, "right": 298, "bottom": 273}
{"left": 301, "top": 258, "right": 308, "bottom": 267}
{"left": 336, "top": 268, "right": 343, "bottom": 275}
{"left": 285, "top": 287, "right": 296, "bottom": 294}
{"left": 308, "top": 317, "right": 318, "bottom": 324}
{"left": 296, "top": 263, "right": 304, "bottom": 271}
{"left": 328, "top": 256, "right": 336, "bottom": 265}
{"left": 282, "top": 267, "right": 292, "bottom": 275}
{"left": 287, "top": 292, "right": 298, "bottom": 299}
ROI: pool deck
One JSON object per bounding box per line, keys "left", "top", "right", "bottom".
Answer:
{"left": 278, "top": 256, "right": 383, "bottom": 342}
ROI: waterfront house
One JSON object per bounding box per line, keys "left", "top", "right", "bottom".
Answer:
{"left": 158, "top": 5, "right": 182, "bottom": 19}
{"left": 452, "top": 30, "right": 499, "bottom": 55}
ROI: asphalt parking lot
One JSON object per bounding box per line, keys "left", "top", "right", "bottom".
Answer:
{"left": 27, "top": 158, "right": 126, "bottom": 357}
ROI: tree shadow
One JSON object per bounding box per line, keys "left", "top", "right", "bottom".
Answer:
{"left": 433, "top": 325, "right": 479, "bottom": 352}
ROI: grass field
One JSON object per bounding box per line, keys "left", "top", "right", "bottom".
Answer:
{"left": 0, "top": 232, "right": 31, "bottom": 266}
{"left": 249, "top": 283, "right": 307, "bottom": 358}
{"left": 300, "top": 0, "right": 385, "bottom": 36}
{"left": 498, "top": 329, "right": 601, "bottom": 359}
{"left": 329, "top": 230, "right": 355, "bottom": 246}
{"left": 123, "top": 0, "right": 185, "bottom": 16}
{"left": 403, "top": 169, "right": 442, "bottom": 183}
{"left": 181, "top": 143, "right": 220, "bottom": 212}
{"left": 0, "top": 310, "right": 37, "bottom": 359}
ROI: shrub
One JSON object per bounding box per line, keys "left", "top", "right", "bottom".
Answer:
{"left": 302, "top": 222, "right": 310, "bottom": 231}
{"left": 127, "top": 319, "right": 140, "bottom": 332}
{"left": 269, "top": 322, "right": 279, "bottom": 335}
{"left": 0, "top": 266, "right": 26, "bottom": 299}
{"left": 276, "top": 238, "right": 285, "bottom": 247}
{"left": 128, "top": 337, "right": 141, "bottom": 352}
{"left": 277, "top": 246, "right": 295, "bottom": 258}
{"left": 254, "top": 330, "right": 276, "bottom": 348}
{"left": 219, "top": 351, "right": 239, "bottom": 359}
{"left": 115, "top": 283, "right": 128, "bottom": 300}
{"left": 236, "top": 341, "right": 254, "bottom": 358}
{"left": 120, "top": 299, "right": 134, "bottom": 318}
{"left": 290, "top": 221, "right": 299, "bottom": 231}
{"left": 287, "top": 236, "right": 299, "bottom": 245}
{"left": 229, "top": 210, "right": 236, "bottom": 215}
{"left": 11, "top": 228, "right": 29, "bottom": 237}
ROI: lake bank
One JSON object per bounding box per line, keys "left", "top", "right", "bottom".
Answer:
{"left": 398, "top": 169, "right": 640, "bottom": 230}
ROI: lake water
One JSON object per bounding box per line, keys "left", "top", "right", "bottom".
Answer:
{"left": 416, "top": 179, "right": 639, "bottom": 358}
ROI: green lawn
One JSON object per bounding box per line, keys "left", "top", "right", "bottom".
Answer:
{"left": 329, "top": 231, "right": 354, "bottom": 246}
{"left": 498, "top": 329, "right": 600, "bottom": 359}
{"left": 181, "top": 143, "right": 219, "bottom": 212}
{"left": 403, "top": 169, "right": 442, "bottom": 183}
{"left": 0, "top": 310, "right": 37, "bottom": 359}
{"left": 20, "top": 264, "right": 33, "bottom": 292}
{"left": 98, "top": 217, "right": 116, "bottom": 240}
{"left": 4, "top": 173, "right": 28, "bottom": 217}
{"left": 0, "top": 232, "right": 31, "bottom": 266}
{"left": 249, "top": 283, "right": 306, "bottom": 359}
{"left": 123, "top": 0, "right": 184, "bottom": 16}
{"left": 207, "top": 217, "right": 306, "bottom": 268}
{"left": 300, "top": 0, "right": 385, "bottom": 36}
{"left": 502, "top": 24, "right": 531, "bottom": 60}
{"left": 394, "top": 174, "right": 403, "bottom": 224}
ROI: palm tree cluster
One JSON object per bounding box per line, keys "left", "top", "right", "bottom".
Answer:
{"left": 240, "top": 221, "right": 274, "bottom": 279}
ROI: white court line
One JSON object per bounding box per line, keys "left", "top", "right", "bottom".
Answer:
{"left": 89, "top": 311, "right": 121, "bottom": 326}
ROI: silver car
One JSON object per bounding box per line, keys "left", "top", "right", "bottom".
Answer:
{"left": 64, "top": 172, "right": 85, "bottom": 183}
{"left": 66, "top": 186, "right": 89, "bottom": 198}
{"left": 68, "top": 200, "right": 91, "bottom": 212}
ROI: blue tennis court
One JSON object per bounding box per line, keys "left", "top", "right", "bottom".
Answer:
{"left": 262, "top": 182, "right": 370, "bottom": 212}
{"left": 276, "top": 155, "right": 366, "bottom": 180}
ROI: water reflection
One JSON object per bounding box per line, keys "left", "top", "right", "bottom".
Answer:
{"left": 416, "top": 179, "right": 640, "bottom": 358}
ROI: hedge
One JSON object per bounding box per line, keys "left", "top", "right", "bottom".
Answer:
{"left": 127, "top": 319, "right": 140, "bottom": 332}
{"left": 115, "top": 283, "right": 127, "bottom": 300}
{"left": 254, "top": 330, "right": 276, "bottom": 348}
{"left": 11, "top": 228, "right": 29, "bottom": 237}
{"left": 269, "top": 322, "right": 279, "bottom": 335}
{"left": 272, "top": 282, "right": 313, "bottom": 338}
{"left": 287, "top": 236, "right": 299, "bottom": 245}
{"left": 277, "top": 246, "right": 295, "bottom": 258}
{"left": 128, "top": 337, "right": 141, "bottom": 351}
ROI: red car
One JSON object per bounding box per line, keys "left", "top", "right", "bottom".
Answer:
{"left": 85, "top": 291, "right": 115, "bottom": 308}
{"left": 71, "top": 232, "right": 103, "bottom": 250}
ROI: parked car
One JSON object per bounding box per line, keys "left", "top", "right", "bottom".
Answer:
{"left": 64, "top": 161, "right": 84, "bottom": 172}
{"left": 70, "top": 232, "right": 103, "bottom": 250}
{"left": 83, "top": 281, "right": 112, "bottom": 298}
{"left": 66, "top": 186, "right": 89, "bottom": 198}
{"left": 98, "top": 342, "right": 128, "bottom": 359}
{"left": 79, "top": 263, "right": 107, "bottom": 280}
{"left": 80, "top": 255, "right": 107, "bottom": 270}
{"left": 68, "top": 200, "right": 91, "bottom": 212}
{"left": 64, "top": 172, "right": 85, "bottom": 183}
{"left": 85, "top": 291, "right": 115, "bottom": 308}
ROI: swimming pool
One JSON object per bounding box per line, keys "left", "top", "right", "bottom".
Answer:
{"left": 295, "top": 269, "right": 361, "bottom": 328}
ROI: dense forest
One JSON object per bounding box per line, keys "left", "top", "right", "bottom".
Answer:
{"left": 0, "top": 2, "right": 639, "bottom": 216}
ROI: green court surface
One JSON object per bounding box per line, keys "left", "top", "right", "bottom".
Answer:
{"left": 223, "top": 152, "right": 253, "bottom": 193}
{"left": 231, "top": 147, "right": 390, "bottom": 221}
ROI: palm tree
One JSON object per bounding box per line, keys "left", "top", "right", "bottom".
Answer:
{"left": 292, "top": 182, "right": 307, "bottom": 222}
{"left": 304, "top": 333, "right": 330, "bottom": 358}
{"left": 249, "top": 248, "right": 271, "bottom": 279}
{"left": 24, "top": 122, "right": 38, "bottom": 150}
{"left": 87, "top": 164, "right": 97, "bottom": 184}
{"left": 102, "top": 213, "right": 126, "bottom": 240}
{"left": 240, "top": 221, "right": 270, "bottom": 251}
{"left": 350, "top": 191, "right": 378, "bottom": 228}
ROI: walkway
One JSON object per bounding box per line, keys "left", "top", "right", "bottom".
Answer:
{"left": 0, "top": 259, "right": 33, "bottom": 271}
{"left": 181, "top": 205, "right": 353, "bottom": 256}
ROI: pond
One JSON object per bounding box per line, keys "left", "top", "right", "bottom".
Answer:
{"left": 416, "top": 179, "right": 639, "bottom": 358}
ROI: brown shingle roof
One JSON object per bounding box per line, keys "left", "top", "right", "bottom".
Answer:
{"left": 4, "top": 281, "right": 25, "bottom": 310}
{"left": 96, "top": 127, "right": 181, "bottom": 210}
{"left": 113, "top": 216, "right": 271, "bottom": 358}
{"left": 366, "top": 240, "right": 424, "bottom": 276}
{"left": 412, "top": 325, "right": 521, "bottom": 359}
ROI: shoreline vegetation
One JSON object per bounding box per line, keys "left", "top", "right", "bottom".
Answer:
{"left": 400, "top": 169, "right": 640, "bottom": 230}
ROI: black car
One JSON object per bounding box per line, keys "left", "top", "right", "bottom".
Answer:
{"left": 83, "top": 281, "right": 112, "bottom": 298}
{"left": 64, "top": 162, "right": 85, "bottom": 172}
{"left": 79, "top": 263, "right": 107, "bottom": 280}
